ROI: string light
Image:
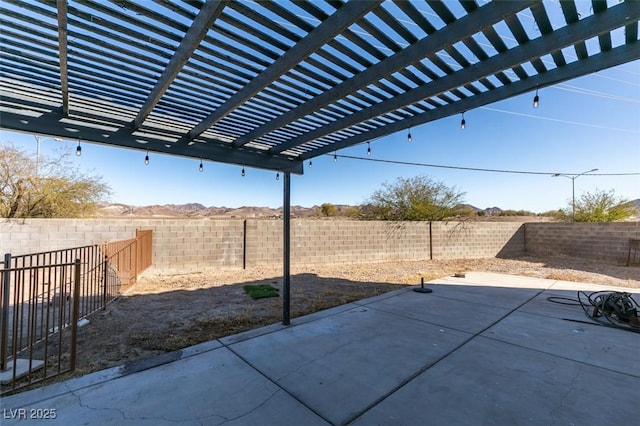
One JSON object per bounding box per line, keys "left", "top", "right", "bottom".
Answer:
{"left": 276, "top": 171, "right": 280, "bottom": 181}
{"left": 460, "top": 112, "right": 466, "bottom": 130}
{"left": 199, "top": 159, "right": 203, "bottom": 172}
{"left": 76, "top": 140, "right": 82, "bottom": 156}
{"left": 367, "top": 142, "right": 371, "bottom": 156}
{"left": 309, "top": 160, "right": 312, "bottom": 168}
{"left": 407, "top": 127, "right": 412, "bottom": 143}
{"left": 144, "top": 150, "right": 149, "bottom": 165}
{"left": 241, "top": 166, "right": 245, "bottom": 177}
{"left": 533, "top": 87, "right": 539, "bottom": 108}
{"left": 333, "top": 151, "right": 337, "bottom": 162}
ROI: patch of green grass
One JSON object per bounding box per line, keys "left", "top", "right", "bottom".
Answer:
{"left": 244, "top": 284, "right": 279, "bottom": 299}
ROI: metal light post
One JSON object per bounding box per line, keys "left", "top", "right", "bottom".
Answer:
{"left": 33, "top": 135, "right": 63, "bottom": 176}
{"left": 553, "top": 168, "right": 598, "bottom": 220}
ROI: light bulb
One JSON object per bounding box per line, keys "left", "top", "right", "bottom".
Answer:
{"left": 76, "top": 142, "right": 82, "bottom": 156}
{"left": 333, "top": 152, "right": 337, "bottom": 162}
{"left": 144, "top": 151, "right": 149, "bottom": 165}
{"left": 276, "top": 172, "right": 280, "bottom": 181}
{"left": 407, "top": 128, "right": 412, "bottom": 143}
{"left": 367, "top": 142, "right": 371, "bottom": 156}
{"left": 199, "top": 160, "right": 203, "bottom": 172}
{"left": 533, "top": 88, "right": 539, "bottom": 108}
{"left": 460, "top": 113, "right": 466, "bottom": 130}
{"left": 309, "top": 160, "right": 312, "bottom": 168}
{"left": 241, "top": 166, "right": 245, "bottom": 177}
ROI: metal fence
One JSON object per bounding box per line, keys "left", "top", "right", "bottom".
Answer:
{"left": 104, "top": 229, "right": 153, "bottom": 294}
{"left": 0, "top": 229, "right": 152, "bottom": 395}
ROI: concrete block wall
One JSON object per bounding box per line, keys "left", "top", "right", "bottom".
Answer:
{"left": 432, "top": 222, "right": 525, "bottom": 259}
{"left": 3, "top": 218, "right": 638, "bottom": 272}
{"left": 245, "top": 220, "right": 431, "bottom": 266}
{"left": 524, "top": 222, "right": 640, "bottom": 265}
{"left": 1, "top": 219, "right": 141, "bottom": 253}
{"left": 0, "top": 218, "right": 245, "bottom": 273}
{"left": 151, "top": 219, "right": 244, "bottom": 273}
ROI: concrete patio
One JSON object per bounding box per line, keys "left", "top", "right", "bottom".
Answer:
{"left": 2, "top": 272, "right": 638, "bottom": 425}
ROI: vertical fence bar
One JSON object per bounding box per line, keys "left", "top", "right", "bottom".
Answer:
{"left": 134, "top": 238, "right": 138, "bottom": 283}
{"left": 1, "top": 253, "right": 11, "bottom": 371}
{"left": 70, "top": 259, "right": 81, "bottom": 371}
{"left": 102, "top": 250, "right": 108, "bottom": 310}
{"left": 136, "top": 230, "right": 142, "bottom": 278}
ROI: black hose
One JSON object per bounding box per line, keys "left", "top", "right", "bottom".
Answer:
{"left": 548, "top": 291, "right": 640, "bottom": 334}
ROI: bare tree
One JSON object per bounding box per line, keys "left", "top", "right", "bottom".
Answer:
{"left": 0, "top": 143, "right": 111, "bottom": 218}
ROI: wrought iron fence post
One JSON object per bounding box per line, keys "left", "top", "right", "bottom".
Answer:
{"left": 102, "top": 252, "right": 108, "bottom": 310}
{"left": 70, "top": 259, "right": 81, "bottom": 371}
{"left": 1, "top": 253, "right": 11, "bottom": 371}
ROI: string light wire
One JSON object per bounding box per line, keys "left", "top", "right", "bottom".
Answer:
{"left": 480, "top": 106, "right": 640, "bottom": 135}
{"left": 328, "top": 153, "right": 640, "bottom": 177}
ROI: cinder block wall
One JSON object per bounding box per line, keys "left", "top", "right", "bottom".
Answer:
{"left": 524, "top": 222, "right": 640, "bottom": 264}
{"left": 245, "top": 220, "right": 431, "bottom": 266}
{"left": 432, "top": 222, "right": 525, "bottom": 259}
{"left": 0, "top": 218, "right": 245, "bottom": 273}
{"left": 1, "top": 218, "right": 143, "bottom": 252}
{"left": 3, "top": 218, "right": 637, "bottom": 272}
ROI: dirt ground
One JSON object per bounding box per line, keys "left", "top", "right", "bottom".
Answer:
{"left": 58, "top": 255, "right": 639, "bottom": 381}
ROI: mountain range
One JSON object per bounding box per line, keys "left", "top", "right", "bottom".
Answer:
{"left": 95, "top": 199, "right": 640, "bottom": 219}
{"left": 96, "top": 202, "right": 329, "bottom": 218}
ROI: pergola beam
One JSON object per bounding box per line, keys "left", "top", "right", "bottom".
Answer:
{"left": 301, "top": 42, "right": 640, "bottom": 160}
{"left": 132, "top": 0, "right": 228, "bottom": 131}
{"left": 180, "top": 0, "right": 381, "bottom": 145}
{"left": 235, "top": 0, "right": 536, "bottom": 150}
{"left": 0, "top": 107, "right": 303, "bottom": 174}
{"left": 56, "top": 0, "right": 69, "bottom": 116}
{"left": 281, "top": 0, "right": 639, "bottom": 155}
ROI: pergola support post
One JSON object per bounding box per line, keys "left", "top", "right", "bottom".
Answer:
{"left": 282, "top": 172, "right": 291, "bottom": 325}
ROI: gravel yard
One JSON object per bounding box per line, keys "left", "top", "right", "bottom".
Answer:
{"left": 59, "top": 254, "right": 639, "bottom": 380}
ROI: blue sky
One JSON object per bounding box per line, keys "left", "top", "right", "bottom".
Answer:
{"left": 2, "top": 57, "right": 638, "bottom": 213}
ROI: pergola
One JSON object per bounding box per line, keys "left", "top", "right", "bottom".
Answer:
{"left": 1, "top": 0, "right": 639, "bottom": 323}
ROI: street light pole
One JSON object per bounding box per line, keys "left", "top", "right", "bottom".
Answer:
{"left": 553, "top": 168, "right": 599, "bottom": 220}
{"left": 34, "top": 135, "right": 41, "bottom": 177}
{"left": 33, "top": 135, "right": 63, "bottom": 176}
